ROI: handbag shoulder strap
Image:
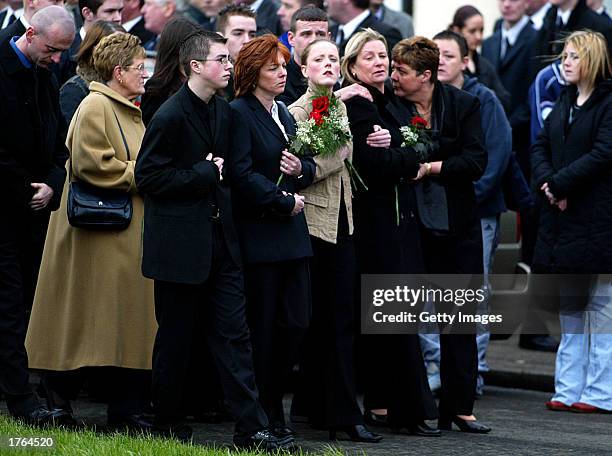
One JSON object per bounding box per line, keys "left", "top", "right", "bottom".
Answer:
{"left": 111, "top": 108, "right": 131, "bottom": 161}
{"left": 69, "top": 102, "right": 132, "bottom": 182}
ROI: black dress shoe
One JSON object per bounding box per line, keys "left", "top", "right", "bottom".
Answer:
{"left": 107, "top": 414, "right": 153, "bottom": 433}
{"left": 153, "top": 423, "right": 193, "bottom": 443}
{"left": 363, "top": 411, "right": 388, "bottom": 427}
{"left": 405, "top": 422, "right": 442, "bottom": 437}
{"left": 438, "top": 416, "right": 491, "bottom": 433}
{"left": 329, "top": 424, "right": 383, "bottom": 443}
{"left": 233, "top": 429, "right": 295, "bottom": 451}
{"left": 17, "top": 406, "right": 76, "bottom": 428}
{"left": 519, "top": 334, "right": 559, "bottom": 352}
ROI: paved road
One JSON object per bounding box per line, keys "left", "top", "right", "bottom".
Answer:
{"left": 4, "top": 386, "right": 610, "bottom": 455}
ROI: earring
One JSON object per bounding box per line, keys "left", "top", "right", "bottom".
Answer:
{"left": 119, "top": 78, "right": 123, "bottom": 84}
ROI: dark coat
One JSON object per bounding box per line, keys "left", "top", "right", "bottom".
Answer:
{"left": 331, "top": 13, "right": 402, "bottom": 58}
{"left": 277, "top": 57, "right": 307, "bottom": 107}
{"left": 532, "top": 0, "right": 612, "bottom": 77}
{"left": 140, "top": 77, "right": 183, "bottom": 126}
{"left": 59, "top": 74, "right": 89, "bottom": 124}
{"left": 135, "top": 84, "right": 241, "bottom": 284}
{"left": 343, "top": 83, "right": 424, "bottom": 273}
{"left": 0, "top": 35, "right": 68, "bottom": 211}
{"left": 404, "top": 82, "right": 487, "bottom": 276}
{"left": 228, "top": 94, "right": 315, "bottom": 263}
{"left": 411, "top": 82, "right": 487, "bottom": 235}
{"left": 531, "top": 80, "right": 612, "bottom": 273}
{"left": 255, "top": 0, "right": 282, "bottom": 36}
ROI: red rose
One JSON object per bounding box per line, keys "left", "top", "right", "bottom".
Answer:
{"left": 411, "top": 116, "right": 428, "bottom": 128}
{"left": 311, "top": 96, "right": 330, "bottom": 114}
{"left": 310, "top": 110, "right": 324, "bottom": 126}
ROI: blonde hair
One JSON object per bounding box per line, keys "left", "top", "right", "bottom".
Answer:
{"left": 561, "top": 30, "right": 612, "bottom": 92}
{"left": 340, "top": 28, "right": 386, "bottom": 86}
{"left": 93, "top": 33, "right": 145, "bottom": 82}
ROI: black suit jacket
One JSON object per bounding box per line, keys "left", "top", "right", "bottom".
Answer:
{"left": 0, "top": 34, "right": 68, "bottom": 211}
{"left": 135, "top": 84, "right": 241, "bottom": 284}
{"left": 228, "top": 94, "right": 315, "bottom": 263}
{"left": 331, "top": 13, "right": 402, "bottom": 58}
{"left": 255, "top": 0, "right": 282, "bottom": 36}
{"left": 482, "top": 20, "right": 537, "bottom": 130}
{"left": 128, "top": 17, "right": 155, "bottom": 45}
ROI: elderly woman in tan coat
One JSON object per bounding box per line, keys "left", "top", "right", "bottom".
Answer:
{"left": 287, "top": 39, "right": 390, "bottom": 443}
{"left": 25, "top": 33, "right": 155, "bottom": 431}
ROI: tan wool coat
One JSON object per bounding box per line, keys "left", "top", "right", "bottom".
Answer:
{"left": 289, "top": 89, "right": 354, "bottom": 244}
{"left": 25, "top": 82, "right": 156, "bottom": 371}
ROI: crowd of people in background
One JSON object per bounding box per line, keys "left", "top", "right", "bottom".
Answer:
{"left": 0, "top": 0, "right": 611, "bottom": 451}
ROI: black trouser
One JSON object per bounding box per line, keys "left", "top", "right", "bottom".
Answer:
{"left": 295, "top": 235, "right": 363, "bottom": 427}
{"left": 421, "top": 223, "right": 482, "bottom": 417}
{"left": 43, "top": 367, "right": 150, "bottom": 417}
{"left": 0, "top": 207, "right": 49, "bottom": 416}
{"left": 361, "top": 332, "right": 439, "bottom": 425}
{"left": 152, "top": 223, "right": 267, "bottom": 435}
{"left": 244, "top": 258, "right": 311, "bottom": 426}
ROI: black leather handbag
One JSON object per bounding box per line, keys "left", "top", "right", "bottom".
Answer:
{"left": 67, "top": 110, "right": 133, "bottom": 230}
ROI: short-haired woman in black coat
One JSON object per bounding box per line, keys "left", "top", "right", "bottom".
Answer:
{"left": 390, "top": 36, "right": 490, "bottom": 433}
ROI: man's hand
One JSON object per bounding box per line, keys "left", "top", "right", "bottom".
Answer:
{"left": 291, "top": 193, "right": 305, "bottom": 215}
{"left": 335, "top": 83, "right": 373, "bottom": 102}
{"left": 366, "top": 125, "right": 391, "bottom": 148}
{"left": 207, "top": 153, "right": 224, "bottom": 180}
{"left": 280, "top": 150, "right": 302, "bottom": 177}
{"left": 29, "top": 183, "right": 54, "bottom": 210}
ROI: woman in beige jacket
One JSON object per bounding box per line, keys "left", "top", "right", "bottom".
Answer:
{"left": 288, "top": 39, "right": 390, "bottom": 443}
{"left": 25, "top": 33, "right": 155, "bottom": 431}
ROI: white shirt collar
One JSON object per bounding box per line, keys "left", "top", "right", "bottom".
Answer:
{"left": 122, "top": 15, "right": 142, "bottom": 32}
{"left": 270, "top": 102, "right": 288, "bottom": 141}
{"left": 502, "top": 15, "right": 530, "bottom": 46}
{"left": 79, "top": 27, "right": 86, "bottom": 40}
{"left": 19, "top": 13, "right": 29, "bottom": 30}
{"left": 0, "top": 5, "right": 14, "bottom": 29}
{"left": 339, "top": 9, "right": 370, "bottom": 42}
{"left": 557, "top": 8, "right": 572, "bottom": 26}
{"left": 529, "top": 2, "right": 551, "bottom": 30}
{"left": 250, "top": 0, "right": 264, "bottom": 13}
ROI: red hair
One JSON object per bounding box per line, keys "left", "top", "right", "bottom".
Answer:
{"left": 234, "top": 34, "right": 290, "bottom": 98}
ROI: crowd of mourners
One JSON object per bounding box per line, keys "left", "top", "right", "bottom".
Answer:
{"left": 1, "top": 0, "right": 611, "bottom": 450}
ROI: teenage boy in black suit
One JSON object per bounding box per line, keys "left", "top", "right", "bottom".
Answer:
{"left": 135, "top": 30, "right": 293, "bottom": 451}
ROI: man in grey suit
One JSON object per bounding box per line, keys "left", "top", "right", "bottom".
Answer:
{"left": 369, "top": 0, "right": 413, "bottom": 38}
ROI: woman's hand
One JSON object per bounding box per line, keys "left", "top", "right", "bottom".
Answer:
{"left": 541, "top": 182, "right": 557, "bottom": 205}
{"left": 557, "top": 199, "right": 568, "bottom": 211}
{"left": 413, "top": 162, "right": 432, "bottom": 181}
{"left": 338, "top": 144, "right": 351, "bottom": 161}
{"left": 334, "top": 83, "right": 373, "bottom": 102}
{"left": 366, "top": 125, "right": 391, "bottom": 148}
{"left": 280, "top": 149, "right": 302, "bottom": 177}
{"left": 291, "top": 193, "right": 305, "bottom": 215}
